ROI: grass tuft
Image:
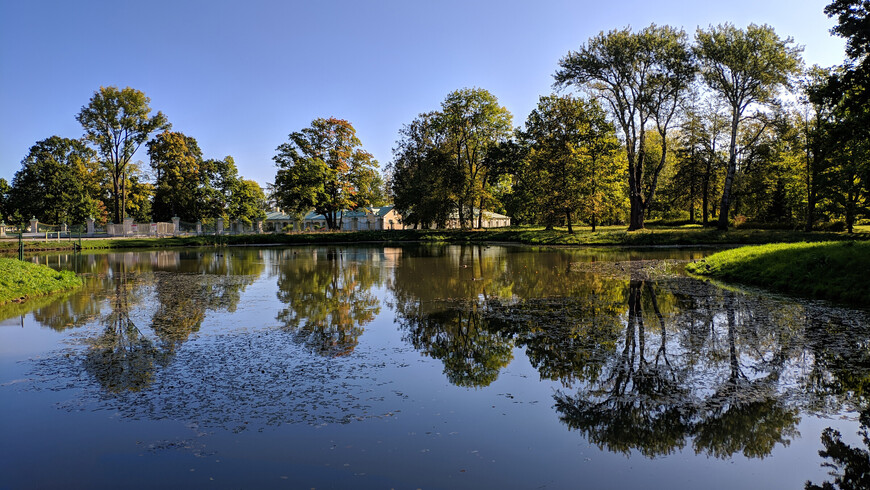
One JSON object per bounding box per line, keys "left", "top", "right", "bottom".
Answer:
{"left": 0, "top": 258, "right": 82, "bottom": 305}
{"left": 686, "top": 241, "right": 870, "bottom": 305}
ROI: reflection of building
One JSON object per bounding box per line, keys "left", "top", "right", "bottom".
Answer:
{"left": 265, "top": 205, "right": 511, "bottom": 232}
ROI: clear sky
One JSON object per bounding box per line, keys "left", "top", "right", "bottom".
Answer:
{"left": 0, "top": 0, "right": 847, "bottom": 188}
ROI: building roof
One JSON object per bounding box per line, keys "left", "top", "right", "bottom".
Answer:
{"left": 264, "top": 210, "right": 297, "bottom": 221}
{"left": 295, "top": 206, "right": 397, "bottom": 221}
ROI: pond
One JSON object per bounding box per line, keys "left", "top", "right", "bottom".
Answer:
{"left": 1, "top": 245, "right": 868, "bottom": 489}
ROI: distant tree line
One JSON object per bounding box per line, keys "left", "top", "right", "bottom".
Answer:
{"left": 0, "top": 86, "right": 266, "bottom": 228}
{"left": 3, "top": 1, "right": 867, "bottom": 233}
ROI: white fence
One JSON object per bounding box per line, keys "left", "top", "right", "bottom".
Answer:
{"left": 106, "top": 221, "right": 175, "bottom": 237}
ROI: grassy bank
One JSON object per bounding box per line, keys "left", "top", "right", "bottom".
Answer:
{"left": 0, "top": 258, "right": 82, "bottom": 305}
{"left": 686, "top": 241, "right": 870, "bottom": 305}
{"left": 1, "top": 225, "right": 868, "bottom": 253}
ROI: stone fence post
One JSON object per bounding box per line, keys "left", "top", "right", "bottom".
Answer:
{"left": 171, "top": 217, "right": 180, "bottom": 235}
{"left": 30, "top": 217, "right": 38, "bottom": 233}
{"left": 216, "top": 218, "right": 224, "bottom": 235}
{"left": 255, "top": 220, "right": 263, "bottom": 234}
{"left": 86, "top": 217, "right": 95, "bottom": 235}
{"left": 195, "top": 221, "right": 202, "bottom": 235}
{"left": 0, "top": 222, "right": 6, "bottom": 237}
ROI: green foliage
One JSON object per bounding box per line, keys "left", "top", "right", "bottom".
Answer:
{"left": 0, "top": 258, "right": 82, "bottom": 305}
{"left": 694, "top": 23, "right": 804, "bottom": 230}
{"left": 9, "top": 136, "right": 103, "bottom": 225}
{"left": 273, "top": 117, "right": 379, "bottom": 230}
{"left": 0, "top": 178, "right": 10, "bottom": 223}
{"left": 517, "top": 95, "right": 624, "bottom": 232}
{"left": 148, "top": 131, "right": 206, "bottom": 221}
{"left": 555, "top": 24, "right": 695, "bottom": 230}
{"left": 389, "top": 112, "right": 461, "bottom": 228}
{"left": 439, "top": 88, "right": 513, "bottom": 228}
{"left": 76, "top": 86, "right": 170, "bottom": 223}
{"left": 230, "top": 178, "right": 267, "bottom": 226}
{"left": 389, "top": 88, "right": 512, "bottom": 230}
{"left": 686, "top": 241, "right": 870, "bottom": 304}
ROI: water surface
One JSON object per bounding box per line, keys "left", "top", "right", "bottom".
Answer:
{"left": 1, "top": 245, "right": 868, "bottom": 489}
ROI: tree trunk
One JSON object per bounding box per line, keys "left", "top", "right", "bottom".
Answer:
{"left": 702, "top": 176, "right": 709, "bottom": 225}
{"left": 629, "top": 195, "right": 645, "bottom": 230}
{"left": 565, "top": 208, "right": 573, "bottom": 234}
{"left": 112, "top": 176, "right": 121, "bottom": 224}
{"left": 478, "top": 196, "right": 484, "bottom": 229}
{"left": 627, "top": 137, "right": 645, "bottom": 231}
{"left": 121, "top": 172, "right": 127, "bottom": 221}
{"left": 717, "top": 113, "right": 740, "bottom": 231}
{"left": 591, "top": 211, "right": 597, "bottom": 232}
{"left": 689, "top": 149, "right": 696, "bottom": 223}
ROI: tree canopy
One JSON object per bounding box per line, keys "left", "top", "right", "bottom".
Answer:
{"left": 694, "top": 23, "right": 803, "bottom": 230}
{"left": 554, "top": 24, "right": 695, "bottom": 230}
{"left": 273, "top": 117, "right": 379, "bottom": 230}
{"left": 76, "top": 86, "right": 170, "bottom": 223}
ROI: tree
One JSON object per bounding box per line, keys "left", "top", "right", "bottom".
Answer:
{"left": 77, "top": 86, "right": 170, "bottom": 223}
{"left": 439, "top": 88, "right": 513, "bottom": 228}
{"left": 518, "top": 95, "right": 622, "bottom": 233}
{"left": 555, "top": 24, "right": 696, "bottom": 231}
{"left": 0, "top": 178, "right": 10, "bottom": 223}
{"left": 229, "top": 178, "right": 267, "bottom": 226}
{"left": 825, "top": 0, "right": 870, "bottom": 110}
{"left": 147, "top": 131, "right": 205, "bottom": 222}
{"left": 9, "top": 136, "right": 101, "bottom": 225}
{"left": 694, "top": 24, "right": 803, "bottom": 230}
{"left": 273, "top": 117, "right": 379, "bottom": 230}
{"left": 389, "top": 112, "right": 462, "bottom": 229}
{"left": 202, "top": 155, "right": 240, "bottom": 220}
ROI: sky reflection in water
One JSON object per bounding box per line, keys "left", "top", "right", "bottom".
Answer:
{"left": 1, "top": 245, "right": 868, "bottom": 489}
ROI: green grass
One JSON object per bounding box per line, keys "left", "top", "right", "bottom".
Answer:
{"left": 0, "top": 258, "right": 82, "bottom": 305}
{"left": 686, "top": 241, "right": 870, "bottom": 305}
{"left": 1, "top": 225, "right": 868, "bottom": 254}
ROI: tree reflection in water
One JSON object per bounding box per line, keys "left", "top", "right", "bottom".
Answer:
{"left": 274, "top": 248, "right": 383, "bottom": 357}
{"left": 23, "top": 245, "right": 870, "bottom": 468}
{"left": 551, "top": 281, "right": 803, "bottom": 459}
{"left": 389, "top": 249, "right": 862, "bottom": 460}
{"left": 83, "top": 262, "right": 160, "bottom": 392}
{"left": 82, "top": 250, "right": 263, "bottom": 392}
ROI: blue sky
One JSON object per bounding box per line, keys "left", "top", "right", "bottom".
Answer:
{"left": 0, "top": 0, "right": 846, "bottom": 188}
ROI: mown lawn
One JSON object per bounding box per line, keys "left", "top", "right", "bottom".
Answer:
{"left": 1, "top": 225, "right": 868, "bottom": 253}
{"left": 686, "top": 241, "right": 870, "bottom": 305}
{"left": 0, "top": 258, "right": 82, "bottom": 305}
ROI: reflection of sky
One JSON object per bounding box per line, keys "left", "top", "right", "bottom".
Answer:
{"left": 1, "top": 246, "right": 868, "bottom": 488}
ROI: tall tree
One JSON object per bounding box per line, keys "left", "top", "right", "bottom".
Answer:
{"left": 439, "top": 88, "right": 513, "bottom": 229}
{"left": 147, "top": 131, "right": 205, "bottom": 222}
{"left": 228, "top": 179, "right": 267, "bottom": 226}
{"left": 694, "top": 24, "right": 803, "bottom": 230}
{"left": 555, "top": 24, "right": 696, "bottom": 230}
{"left": 273, "top": 117, "right": 379, "bottom": 230}
{"left": 519, "top": 95, "right": 622, "bottom": 233}
{"left": 801, "top": 67, "right": 838, "bottom": 231}
{"left": 9, "top": 136, "right": 101, "bottom": 225}
{"left": 825, "top": 0, "right": 870, "bottom": 111}
{"left": 389, "top": 112, "right": 461, "bottom": 229}
{"left": 76, "top": 86, "right": 170, "bottom": 223}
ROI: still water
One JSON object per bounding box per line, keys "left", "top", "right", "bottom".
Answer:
{"left": 1, "top": 245, "right": 868, "bottom": 489}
